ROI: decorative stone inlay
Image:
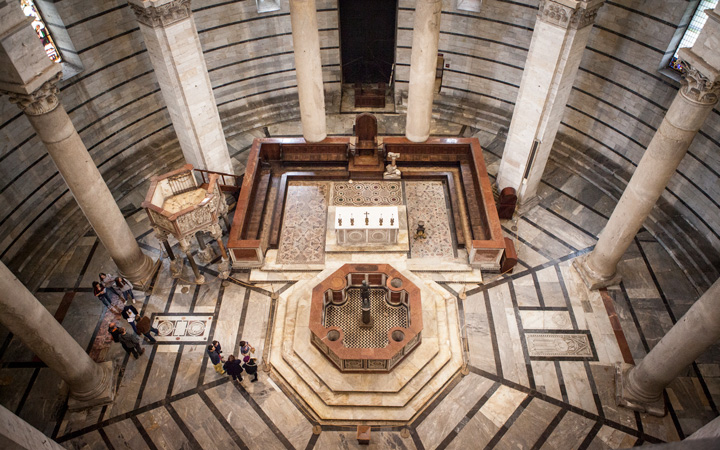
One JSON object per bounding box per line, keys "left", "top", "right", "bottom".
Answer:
{"left": 310, "top": 264, "right": 423, "bottom": 372}
{"left": 331, "top": 181, "right": 402, "bottom": 206}
{"left": 3, "top": 72, "right": 62, "bottom": 116}
{"left": 129, "top": 0, "right": 192, "bottom": 28}
{"left": 680, "top": 62, "right": 720, "bottom": 105}
{"left": 537, "top": 0, "right": 602, "bottom": 29}
{"left": 525, "top": 332, "right": 594, "bottom": 358}
{"left": 151, "top": 313, "right": 213, "bottom": 342}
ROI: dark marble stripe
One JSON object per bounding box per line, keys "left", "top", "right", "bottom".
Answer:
{"left": 439, "top": 85, "right": 516, "bottom": 105}
{"left": 436, "top": 49, "right": 525, "bottom": 71}
{"left": 198, "top": 390, "right": 249, "bottom": 450}
{"left": 509, "top": 281, "right": 536, "bottom": 390}
{"left": 197, "top": 12, "right": 289, "bottom": 33}
{"left": 65, "top": 4, "right": 128, "bottom": 29}
{"left": 576, "top": 67, "right": 669, "bottom": 112}
{"left": 98, "top": 427, "right": 116, "bottom": 450}
{"left": 593, "top": 25, "right": 665, "bottom": 54}
{"left": 205, "top": 32, "right": 293, "bottom": 54}
{"left": 67, "top": 70, "right": 155, "bottom": 115}
{"left": 214, "top": 67, "right": 297, "bottom": 90}
{"left": 484, "top": 289, "right": 504, "bottom": 378}
{"left": 585, "top": 47, "right": 674, "bottom": 87}
{"left": 198, "top": 283, "right": 226, "bottom": 387}
{"left": 166, "top": 344, "right": 185, "bottom": 398}
{"left": 304, "top": 432, "right": 320, "bottom": 450}
{"left": 131, "top": 416, "right": 159, "bottom": 450}
{"left": 209, "top": 50, "right": 294, "bottom": 73}
{"left": 604, "top": 1, "right": 678, "bottom": 28}
{"left": 583, "top": 360, "right": 605, "bottom": 417}
{"left": 134, "top": 344, "right": 161, "bottom": 410}
{"left": 520, "top": 217, "right": 579, "bottom": 252}
{"left": 411, "top": 428, "right": 426, "bottom": 450}
{"left": 555, "top": 265, "right": 579, "bottom": 330}
{"left": 436, "top": 382, "right": 502, "bottom": 449}
{"left": 440, "top": 10, "right": 534, "bottom": 32}
{"left": 230, "top": 382, "right": 294, "bottom": 449}
{"left": 577, "top": 421, "right": 603, "bottom": 450}
{"left": 531, "top": 271, "right": 546, "bottom": 309}
{"left": 233, "top": 287, "right": 251, "bottom": 355}
{"left": 444, "top": 68, "right": 520, "bottom": 88}
{"left": 77, "top": 28, "right": 139, "bottom": 55}
{"left": 0, "top": 111, "right": 22, "bottom": 130}
{"left": 540, "top": 179, "right": 609, "bottom": 220}
{"left": 572, "top": 86, "right": 658, "bottom": 132}
{"left": 164, "top": 403, "right": 203, "bottom": 450}
{"left": 530, "top": 408, "right": 567, "bottom": 450}
{"left": 14, "top": 367, "right": 40, "bottom": 415}
{"left": 664, "top": 390, "right": 685, "bottom": 440}
{"left": 485, "top": 395, "right": 533, "bottom": 448}
{"left": 218, "top": 85, "right": 298, "bottom": 107}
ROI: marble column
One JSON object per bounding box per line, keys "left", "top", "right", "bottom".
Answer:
{"left": 405, "top": 0, "right": 442, "bottom": 143}
{"left": 0, "top": 261, "right": 116, "bottom": 409}
{"left": 616, "top": 278, "right": 720, "bottom": 416}
{"left": 289, "top": 0, "right": 327, "bottom": 142}
{"left": 0, "top": 2, "right": 155, "bottom": 287}
{"left": 129, "top": 0, "right": 234, "bottom": 174}
{"left": 574, "top": 7, "right": 720, "bottom": 289}
{"left": 0, "top": 403, "right": 65, "bottom": 449}
{"left": 496, "top": 0, "right": 603, "bottom": 211}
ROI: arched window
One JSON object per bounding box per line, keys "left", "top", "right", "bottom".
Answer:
{"left": 668, "top": 0, "right": 719, "bottom": 73}
{"left": 20, "top": 0, "right": 62, "bottom": 63}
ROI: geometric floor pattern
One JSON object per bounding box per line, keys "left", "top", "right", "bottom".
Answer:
{"left": 0, "top": 118, "right": 717, "bottom": 449}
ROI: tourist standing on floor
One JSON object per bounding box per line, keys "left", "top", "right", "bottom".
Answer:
{"left": 115, "top": 276, "right": 136, "bottom": 304}
{"left": 135, "top": 315, "right": 159, "bottom": 344}
{"left": 93, "top": 281, "right": 121, "bottom": 314}
{"left": 121, "top": 304, "right": 140, "bottom": 334}
{"left": 243, "top": 357, "right": 259, "bottom": 382}
{"left": 239, "top": 340, "right": 253, "bottom": 362}
{"left": 99, "top": 272, "right": 121, "bottom": 297}
{"left": 212, "top": 340, "right": 222, "bottom": 357}
{"left": 208, "top": 343, "right": 225, "bottom": 374}
{"left": 224, "top": 355, "right": 243, "bottom": 382}
{"left": 119, "top": 327, "right": 145, "bottom": 359}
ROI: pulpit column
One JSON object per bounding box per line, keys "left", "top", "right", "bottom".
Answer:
{"left": 0, "top": 261, "right": 115, "bottom": 408}
{"left": 405, "top": 0, "right": 442, "bottom": 143}
{"left": 496, "top": 0, "right": 604, "bottom": 211}
{"left": 0, "top": 2, "right": 155, "bottom": 287}
{"left": 574, "top": 6, "right": 720, "bottom": 289}
{"left": 290, "top": 0, "right": 327, "bottom": 142}
{"left": 128, "top": 0, "right": 234, "bottom": 174}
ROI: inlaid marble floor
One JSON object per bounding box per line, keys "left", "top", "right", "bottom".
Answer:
{"left": 0, "top": 116, "right": 718, "bottom": 449}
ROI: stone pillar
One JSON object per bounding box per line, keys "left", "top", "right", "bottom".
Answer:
{"left": 405, "top": 0, "right": 442, "bottom": 143}
{"left": 289, "top": 0, "right": 327, "bottom": 142}
{"left": 0, "top": 261, "right": 116, "bottom": 409}
{"left": 616, "top": 278, "right": 720, "bottom": 416}
{"left": 0, "top": 403, "right": 65, "bottom": 449}
{"left": 129, "top": 0, "right": 234, "bottom": 174}
{"left": 496, "top": 0, "right": 604, "bottom": 210}
{"left": 574, "top": 7, "right": 720, "bottom": 289}
{"left": 0, "top": 2, "right": 155, "bottom": 287}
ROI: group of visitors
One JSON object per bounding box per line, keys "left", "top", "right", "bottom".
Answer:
{"left": 207, "top": 340, "right": 259, "bottom": 383}
{"left": 94, "top": 272, "right": 159, "bottom": 358}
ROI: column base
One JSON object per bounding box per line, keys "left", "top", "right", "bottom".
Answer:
{"left": 517, "top": 195, "right": 540, "bottom": 215}
{"left": 67, "top": 361, "right": 118, "bottom": 411}
{"left": 198, "top": 247, "right": 215, "bottom": 264}
{"left": 170, "top": 258, "right": 184, "bottom": 278}
{"left": 572, "top": 255, "right": 623, "bottom": 290}
{"left": 121, "top": 254, "right": 158, "bottom": 291}
{"left": 615, "top": 362, "right": 666, "bottom": 417}
{"left": 217, "top": 259, "right": 230, "bottom": 280}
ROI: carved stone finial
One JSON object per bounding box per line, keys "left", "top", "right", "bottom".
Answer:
{"left": 129, "top": 0, "right": 192, "bottom": 28}
{"left": 680, "top": 62, "right": 720, "bottom": 105}
{"left": 2, "top": 72, "right": 62, "bottom": 116}
{"left": 537, "top": 0, "right": 603, "bottom": 30}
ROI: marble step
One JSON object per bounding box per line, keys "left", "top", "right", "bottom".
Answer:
{"left": 277, "top": 269, "right": 450, "bottom": 394}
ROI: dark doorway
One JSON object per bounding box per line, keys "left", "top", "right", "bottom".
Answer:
{"left": 339, "top": 0, "right": 397, "bottom": 84}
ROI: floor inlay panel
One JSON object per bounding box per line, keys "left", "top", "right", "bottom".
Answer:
{"left": 405, "top": 180, "right": 454, "bottom": 259}
{"left": 276, "top": 182, "right": 329, "bottom": 264}
{"left": 525, "top": 332, "right": 595, "bottom": 359}
{"left": 151, "top": 314, "right": 213, "bottom": 343}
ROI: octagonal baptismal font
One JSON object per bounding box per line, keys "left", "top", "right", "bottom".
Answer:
{"left": 269, "top": 263, "right": 464, "bottom": 424}
{"left": 310, "top": 264, "right": 422, "bottom": 372}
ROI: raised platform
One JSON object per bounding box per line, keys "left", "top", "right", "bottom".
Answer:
{"left": 268, "top": 263, "right": 464, "bottom": 424}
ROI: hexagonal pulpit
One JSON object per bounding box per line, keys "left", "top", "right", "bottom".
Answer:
{"left": 309, "top": 264, "right": 422, "bottom": 372}
{"left": 142, "top": 164, "right": 230, "bottom": 282}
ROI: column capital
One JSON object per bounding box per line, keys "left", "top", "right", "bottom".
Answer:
{"left": 537, "top": 0, "right": 604, "bottom": 30}
{"left": 679, "top": 61, "right": 720, "bottom": 105}
{"left": 128, "top": 0, "right": 192, "bottom": 28}
{"left": 1, "top": 72, "right": 62, "bottom": 116}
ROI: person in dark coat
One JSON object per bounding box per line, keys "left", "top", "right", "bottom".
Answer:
{"left": 207, "top": 344, "right": 225, "bottom": 374}
{"left": 109, "top": 323, "right": 133, "bottom": 357}
{"left": 118, "top": 327, "right": 144, "bottom": 359}
{"left": 243, "top": 357, "right": 258, "bottom": 382}
{"left": 223, "top": 355, "right": 243, "bottom": 382}
{"left": 135, "top": 315, "right": 159, "bottom": 344}
{"left": 121, "top": 304, "right": 139, "bottom": 334}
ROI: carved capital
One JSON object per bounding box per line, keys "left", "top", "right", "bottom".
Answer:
{"left": 680, "top": 62, "right": 720, "bottom": 105}
{"left": 130, "top": 0, "right": 192, "bottom": 28}
{"left": 1, "top": 72, "right": 62, "bottom": 116}
{"left": 537, "top": 0, "right": 603, "bottom": 30}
